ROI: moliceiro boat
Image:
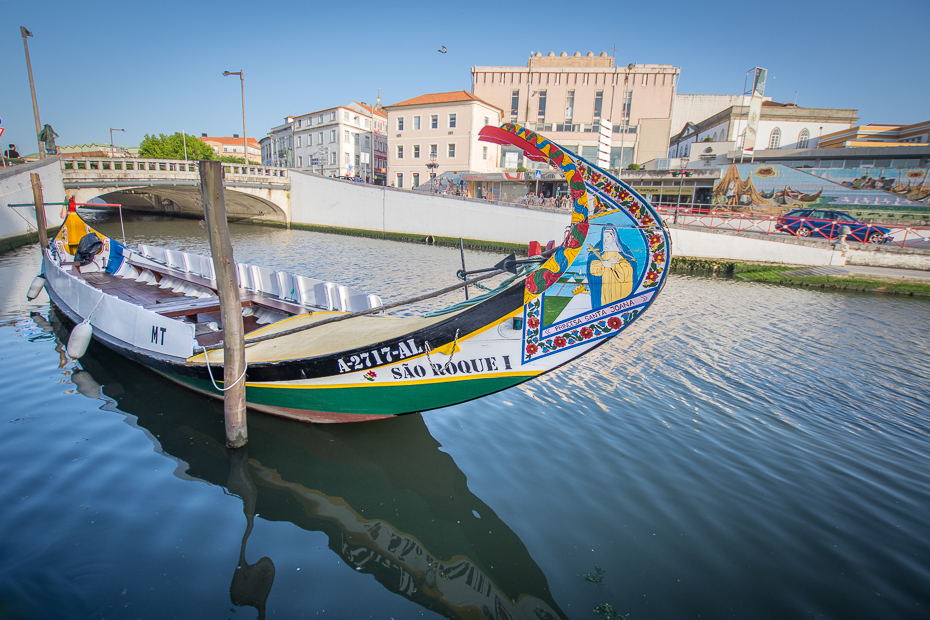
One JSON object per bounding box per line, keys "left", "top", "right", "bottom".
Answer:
{"left": 38, "top": 124, "right": 671, "bottom": 422}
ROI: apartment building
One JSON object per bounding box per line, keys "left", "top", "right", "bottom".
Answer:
{"left": 384, "top": 91, "right": 502, "bottom": 189}
{"left": 290, "top": 102, "right": 387, "bottom": 181}
{"left": 472, "top": 52, "right": 680, "bottom": 168}
{"left": 199, "top": 135, "right": 261, "bottom": 163}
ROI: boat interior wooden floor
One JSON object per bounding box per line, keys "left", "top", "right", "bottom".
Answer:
{"left": 73, "top": 260, "right": 454, "bottom": 358}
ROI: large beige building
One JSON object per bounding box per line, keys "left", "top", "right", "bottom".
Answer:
{"left": 384, "top": 91, "right": 502, "bottom": 189}
{"left": 472, "top": 52, "right": 680, "bottom": 168}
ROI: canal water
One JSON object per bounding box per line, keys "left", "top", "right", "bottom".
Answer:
{"left": 1, "top": 212, "right": 928, "bottom": 619}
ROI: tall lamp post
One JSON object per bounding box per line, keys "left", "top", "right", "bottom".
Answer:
{"left": 21, "top": 27, "right": 43, "bottom": 158}
{"left": 222, "top": 70, "right": 249, "bottom": 168}
{"left": 109, "top": 128, "right": 125, "bottom": 158}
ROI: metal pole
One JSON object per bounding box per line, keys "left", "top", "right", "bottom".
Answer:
{"left": 223, "top": 71, "right": 248, "bottom": 168}
{"left": 30, "top": 173, "right": 48, "bottom": 249}
{"left": 183, "top": 131, "right": 188, "bottom": 161}
{"left": 21, "top": 27, "right": 43, "bottom": 159}
{"left": 200, "top": 160, "right": 248, "bottom": 448}
{"left": 109, "top": 128, "right": 124, "bottom": 159}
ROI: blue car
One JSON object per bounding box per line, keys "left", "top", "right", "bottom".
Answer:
{"left": 775, "top": 209, "right": 892, "bottom": 244}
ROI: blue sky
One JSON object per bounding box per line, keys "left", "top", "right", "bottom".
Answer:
{"left": 1, "top": 0, "right": 927, "bottom": 155}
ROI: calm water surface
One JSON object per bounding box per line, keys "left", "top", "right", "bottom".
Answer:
{"left": 1, "top": 212, "right": 928, "bottom": 619}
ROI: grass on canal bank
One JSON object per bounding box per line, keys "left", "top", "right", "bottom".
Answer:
{"left": 672, "top": 257, "right": 930, "bottom": 297}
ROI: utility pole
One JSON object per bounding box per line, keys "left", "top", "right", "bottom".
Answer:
{"left": 223, "top": 71, "right": 249, "bottom": 167}
{"left": 21, "top": 27, "right": 43, "bottom": 158}
{"left": 110, "top": 128, "right": 125, "bottom": 158}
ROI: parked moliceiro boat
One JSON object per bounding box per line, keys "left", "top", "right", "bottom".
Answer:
{"left": 37, "top": 124, "right": 671, "bottom": 422}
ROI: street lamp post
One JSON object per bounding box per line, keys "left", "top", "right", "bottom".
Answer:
{"left": 20, "top": 27, "right": 43, "bottom": 158}
{"left": 222, "top": 70, "right": 249, "bottom": 168}
{"left": 109, "top": 128, "right": 125, "bottom": 158}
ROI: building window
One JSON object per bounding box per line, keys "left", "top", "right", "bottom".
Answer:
{"left": 448, "top": 143, "right": 455, "bottom": 158}
{"left": 483, "top": 145, "right": 488, "bottom": 160}
{"left": 413, "top": 172, "right": 419, "bottom": 187}
{"left": 344, "top": 111, "right": 349, "bottom": 121}
{"left": 431, "top": 115, "right": 438, "bottom": 129}
{"left": 484, "top": 116, "right": 490, "bottom": 126}
{"left": 296, "top": 136, "right": 301, "bottom": 148}
{"left": 449, "top": 113, "right": 457, "bottom": 128}
{"left": 413, "top": 116, "right": 421, "bottom": 130}
{"left": 397, "top": 117, "right": 404, "bottom": 131}
{"left": 622, "top": 91, "right": 632, "bottom": 120}
{"left": 365, "top": 119, "right": 370, "bottom": 128}
{"left": 798, "top": 128, "right": 810, "bottom": 149}
{"left": 768, "top": 127, "right": 781, "bottom": 149}
{"left": 330, "top": 152, "right": 337, "bottom": 165}
{"left": 413, "top": 144, "right": 420, "bottom": 158}
{"left": 297, "top": 119, "right": 302, "bottom": 128}
{"left": 297, "top": 155, "right": 302, "bottom": 167}
{"left": 308, "top": 134, "right": 313, "bottom": 146}
{"left": 537, "top": 90, "right": 547, "bottom": 119}
{"left": 330, "top": 130, "right": 336, "bottom": 142}
{"left": 396, "top": 173, "right": 403, "bottom": 188}
{"left": 319, "top": 115, "right": 323, "bottom": 123}
{"left": 565, "top": 90, "right": 575, "bottom": 121}
{"left": 355, "top": 133, "right": 360, "bottom": 145}
{"left": 397, "top": 145, "right": 404, "bottom": 159}
{"left": 330, "top": 111, "right": 336, "bottom": 121}
{"left": 593, "top": 90, "right": 603, "bottom": 119}
{"left": 344, "top": 153, "right": 349, "bottom": 164}
{"left": 365, "top": 136, "right": 370, "bottom": 148}
{"left": 511, "top": 90, "right": 520, "bottom": 121}
{"left": 344, "top": 131, "right": 350, "bottom": 143}
{"left": 355, "top": 154, "right": 360, "bottom": 168}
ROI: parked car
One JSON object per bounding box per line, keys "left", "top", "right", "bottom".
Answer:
{"left": 334, "top": 175, "right": 365, "bottom": 183}
{"left": 775, "top": 209, "right": 892, "bottom": 244}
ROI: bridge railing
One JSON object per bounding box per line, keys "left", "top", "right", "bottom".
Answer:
{"left": 61, "top": 158, "right": 288, "bottom": 180}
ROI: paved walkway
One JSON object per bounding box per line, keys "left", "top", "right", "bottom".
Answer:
{"left": 787, "top": 265, "right": 930, "bottom": 281}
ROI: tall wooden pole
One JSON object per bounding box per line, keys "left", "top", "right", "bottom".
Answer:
{"left": 30, "top": 173, "right": 48, "bottom": 249}
{"left": 21, "top": 27, "right": 43, "bottom": 158}
{"left": 199, "top": 160, "right": 247, "bottom": 447}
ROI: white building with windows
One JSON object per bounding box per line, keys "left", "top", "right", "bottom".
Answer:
{"left": 265, "top": 117, "right": 294, "bottom": 168}
{"left": 384, "top": 91, "right": 501, "bottom": 189}
{"left": 668, "top": 102, "right": 858, "bottom": 159}
{"left": 290, "top": 102, "right": 386, "bottom": 181}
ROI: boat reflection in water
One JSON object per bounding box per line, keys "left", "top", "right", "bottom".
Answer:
{"left": 45, "top": 307, "right": 565, "bottom": 619}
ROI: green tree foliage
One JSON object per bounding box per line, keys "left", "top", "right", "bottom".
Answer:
{"left": 626, "top": 163, "right": 641, "bottom": 170}
{"left": 138, "top": 133, "right": 216, "bottom": 160}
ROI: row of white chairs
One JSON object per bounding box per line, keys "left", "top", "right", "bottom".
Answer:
{"left": 137, "top": 244, "right": 382, "bottom": 313}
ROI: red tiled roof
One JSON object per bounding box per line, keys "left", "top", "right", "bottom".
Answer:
{"left": 387, "top": 90, "right": 502, "bottom": 112}
{"left": 201, "top": 136, "right": 260, "bottom": 147}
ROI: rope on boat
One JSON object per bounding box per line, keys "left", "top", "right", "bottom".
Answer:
{"left": 424, "top": 264, "right": 535, "bottom": 317}
{"left": 200, "top": 345, "right": 249, "bottom": 391}
{"left": 200, "top": 269, "right": 511, "bottom": 352}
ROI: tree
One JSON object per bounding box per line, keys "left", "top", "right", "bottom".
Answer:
{"left": 138, "top": 133, "right": 216, "bottom": 160}
{"left": 626, "top": 163, "right": 641, "bottom": 170}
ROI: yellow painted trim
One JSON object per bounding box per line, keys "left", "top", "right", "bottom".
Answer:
{"left": 240, "top": 370, "right": 540, "bottom": 390}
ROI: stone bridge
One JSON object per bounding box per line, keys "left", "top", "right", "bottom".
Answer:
{"left": 61, "top": 158, "right": 290, "bottom": 223}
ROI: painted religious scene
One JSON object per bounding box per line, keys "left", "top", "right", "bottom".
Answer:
{"left": 711, "top": 164, "right": 930, "bottom": 217}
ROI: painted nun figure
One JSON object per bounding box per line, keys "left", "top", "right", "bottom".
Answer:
{"left": 586, "top": 227, "right": 637, "bottom": 309}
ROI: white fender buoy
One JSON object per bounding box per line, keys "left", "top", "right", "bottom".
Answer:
{"left": 71, "top": 370, "right": 102, "bottom": 399}
{"left": 67, "top": 321, "right": 93, "bottom": 359}
{"left": 26, "top": 275, "right": 46, "bottom": 300}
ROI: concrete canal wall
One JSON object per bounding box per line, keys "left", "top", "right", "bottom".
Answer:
{"left": 289, "top": 170, "right": 568, "bottom": 245}
{"left": 0, "top": 159, "right": 66, "bottom": 252}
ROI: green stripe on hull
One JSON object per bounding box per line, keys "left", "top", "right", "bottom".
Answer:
{"left": 170, "top": 375, "right": 529, "bottom": 416}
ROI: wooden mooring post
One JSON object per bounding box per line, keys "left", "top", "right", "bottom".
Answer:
{"left": 199, "top": 160, "right": 248, "bottom": 447}
{"left": 30, "top": 173, "right": 48, "bottom": 249}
